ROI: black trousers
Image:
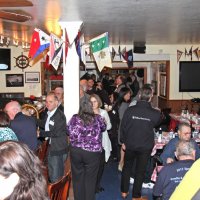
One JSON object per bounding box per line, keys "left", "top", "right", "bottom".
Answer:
{"left": 131, "top": 156, "right": 155, "bottom": 183}
{"left": 96, "top": 149, "right": 105, "bottom": 191}
{"left": 70, "top": 146, "right": 101, "bottom": 200}
{"left": 121, "top": 149, "right": 151, "bottom": 198}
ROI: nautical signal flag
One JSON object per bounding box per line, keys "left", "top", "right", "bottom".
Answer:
{"left": 111, "top": 47, "right": 116, "bottom": 61}
{"left": 75, "top": 31, "right": 81, "bottom": 59}
{"left": 89, "top": 32, "right": 112, "bottom": 72}
{"left": 29, "top": 28, "right": 50, "bottom": 59}
{"left": 121, "top": 47, "right": 128, "bottom": 61}
{"left": 49, "top": 33, "right": 63, "bottom": 70}
{"left": 64, "top": 28, "right": 69, "bottom": 65}
{"left": 50, "top": 43, "right": 63, "bottom": 70}
{"left": 127, "top": 49, "right": 133, "bottom": 68}
{"left": 177, "top": 50, "right": 183, "bottom": 63}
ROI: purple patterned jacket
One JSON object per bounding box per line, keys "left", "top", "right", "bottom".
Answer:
{"left": 67, "top": 114, "right": 106, "bottom": 152}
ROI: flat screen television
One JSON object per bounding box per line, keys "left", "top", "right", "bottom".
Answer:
{"left": 179, "top": 61, "right": 200, "bottom": 92}
{"left": 0, "top": 48, "right": 11, "bottom": 70}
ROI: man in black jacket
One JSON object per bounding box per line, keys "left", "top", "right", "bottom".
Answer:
{"left": 120, "top": 86, "right": 161, "bottom": 200}
{"left": 37, "top": 93, "right": 68, "bottom": 183}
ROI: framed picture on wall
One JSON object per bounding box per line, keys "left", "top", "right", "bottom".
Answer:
{"left": 6, "top": 74, "right": 24, "bottom": 87}
{"left": 25, "top": 72, "right": 40, "bottom": 83}
{"left": 160, "top": 73, "right": 166, "bottom": 97}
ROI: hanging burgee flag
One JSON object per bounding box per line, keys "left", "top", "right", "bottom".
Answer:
{"left": 111, "top": 47, "right": 116, "bottom": 61}
{"left": 49, "top": 33, "right": 63, "bottom": 70}
{"left": 118, "top": 45, "right": 121, "bottom": 60}
{"left": 49, "top": 33, "right": 63, "bottom": 64}
{"left": 193, "top": 47, "right": 199, "bottom": 60}
{"left": 121, "top": 47, "right": 128, "bottom": 61}
{"left": 89, "top": 32, "right": 112, "bottom": 71}
{"left": 29, "top": 28, "right": 50, "bottom": 59}
{"left": 189, "top": 46, "right": 193, "bottom": 61}
{"left": 64, "top": 28, "right": 70, "bottom": 65}
{"left": 177, "top": 50, "right": 183, "bottom": 63}
{"left": 51, "top": 42, "right": 63, "bottom": 70}
{"left": 127, "top": 49, "right": 133, "bottom": 67}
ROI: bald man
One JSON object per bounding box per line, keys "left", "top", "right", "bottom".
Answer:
{"left": 4, "top": 101, "right": 38, "bottom": 151}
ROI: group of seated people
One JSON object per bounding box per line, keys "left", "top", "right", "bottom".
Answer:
{"left": 0, "top": 86, "right": 68, "bottom": 199}
{"left": 153, "top": 122, "right": 200, "bottom": 200}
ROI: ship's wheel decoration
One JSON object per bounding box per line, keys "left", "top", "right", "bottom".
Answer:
{"left": 14, "top": 53, "right": 31, "bottom": 71}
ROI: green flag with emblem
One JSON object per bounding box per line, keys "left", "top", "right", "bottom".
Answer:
{"left": 89, "top": 32, "right": 112, "bottom": 71}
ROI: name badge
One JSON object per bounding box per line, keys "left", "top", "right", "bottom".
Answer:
{"left": 49, "top": 120, "right": 54, "bottom": 126}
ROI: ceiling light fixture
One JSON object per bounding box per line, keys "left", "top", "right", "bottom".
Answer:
{"left": 5, "top": 37, "right": 10, "bottom": 46}
{"left": 22, "top": 41, "right": 30, "bottom": 49}
{"left": 13, "top": 39, "right": 18, "bottom": 46}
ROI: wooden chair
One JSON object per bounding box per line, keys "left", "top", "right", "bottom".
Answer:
{"left": 22, "top": 103, "right": 40, "bottom": 119}
{"left": 48, "top": 171, "right": 71, "bottom": 200}
{"left": 35, "top": 139, "right": 50, "bottom": 181}
{"left": 36, "top": 139, "right": 49, "bottom": 162}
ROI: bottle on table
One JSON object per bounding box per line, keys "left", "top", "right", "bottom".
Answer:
{"left": 158, "top": 127, "right": 162, "bottom": 143}
{"left": 169, "top": 129, "right": 174, "bottom": 139}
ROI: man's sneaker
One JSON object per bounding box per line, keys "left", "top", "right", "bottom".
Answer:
{"left": 142, "top": 182, "right": 154, "bottom": 189}
{"left": 130, "top": 177, "right": 134, "bottom": 184}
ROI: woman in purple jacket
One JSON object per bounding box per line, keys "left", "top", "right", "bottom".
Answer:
{"left": 67, "top": 101, "right": 106, "bottom": 200}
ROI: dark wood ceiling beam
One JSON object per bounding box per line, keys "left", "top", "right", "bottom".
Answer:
{"left": 0, "top": 10, "right": 31, "bottom": 22}
{"left": 0, "top": 0, "right": 33, "bottom": 7}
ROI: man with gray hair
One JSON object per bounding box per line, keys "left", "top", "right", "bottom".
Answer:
{"left": 160, "top": 122, "right": 200, "bottom": 165}
{"left": 153, "top": 140, "right": 196, "bottom": 200}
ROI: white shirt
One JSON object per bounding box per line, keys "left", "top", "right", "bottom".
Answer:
{"left": 45, "top": 107, "right": 57, "bottom": 131}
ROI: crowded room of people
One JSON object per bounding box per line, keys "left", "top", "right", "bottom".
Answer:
{"left": 0, "top": 1, "right": 200, "bottom": 200}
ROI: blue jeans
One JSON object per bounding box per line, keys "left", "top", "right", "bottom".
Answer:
{"left": 48, "top": 153, "right": 67, "bottom": 183}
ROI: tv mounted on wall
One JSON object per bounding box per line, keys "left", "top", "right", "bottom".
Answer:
{"left": 179, "top": 61, "right": 200, "bottom": 92}
{"left": 0, "top": 48, "right": 11, "bottom": 70}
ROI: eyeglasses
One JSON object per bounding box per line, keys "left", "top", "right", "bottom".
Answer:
{"left": 183, "top": 132, "right": 191, "bottom": 135}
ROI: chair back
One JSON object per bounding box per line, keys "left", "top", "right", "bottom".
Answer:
{"left": 22, "top": 104, "right": 40, "bottom": 119}
{"left": 48, "top": 171, "right": 71, "bottom": 200}
{"left": 36, "top": 139, "right": 49, "bottom": 162}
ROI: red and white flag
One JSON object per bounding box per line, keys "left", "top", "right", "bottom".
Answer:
{"left": 29, "top": 28, "right": 50, "bottom": 59}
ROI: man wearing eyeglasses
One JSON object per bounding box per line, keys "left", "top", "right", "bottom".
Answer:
{"left": 160, "top": 122, "right": 200, "bottom": 165}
